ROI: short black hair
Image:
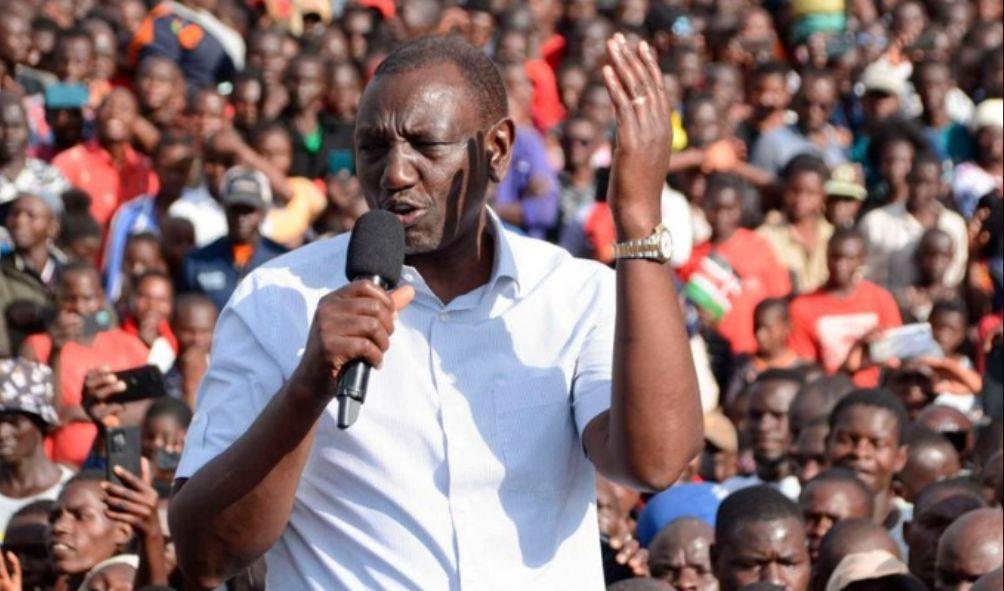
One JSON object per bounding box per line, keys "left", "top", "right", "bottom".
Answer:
{"left": 911, "top": 59, "right": 953, "bottom": 85}
{"left": 715, "top": 485, "right": 803, "bottom": 545}
{"left": 373, "top": 36, "right": 507, "bottom": 126}
{"left": 134, "top": 269, "right": 174, "bottom": 291}
{"left": 829, "top": 388, "right": 910, "bottom": 445}
{"left": 929, "top": 298, "right": 967, "bottom": 321}
{"left": 754, "top": 368, "right": 807, "bottom": 388}
{"left": 154, "top": 129, "right": 197, "bottom": 159}
{"left": 607, "top": 578, "right": 673, "bottom": 591}
{"left": 909, "top": 150, "right": 943, "bottom": 179}
{"left": 56, "top": 260, "right": 100, "bottom": 287}
{"left": 704, "top": 172, "right": 745, "bottom": 202}
{"left": 913, "top": 476, "right": 986, "bottom": 515}
{"left": 781, "top": 153, "right": 829, "bottom": 183}
{"left": 55, "top": 28, "right": 94, "bottom": 53}
{"left": 754, "top": 297, "right": 789, "bottom": 325}
{"left": 752, "top": 61, "right": 791, "bottom": 81}
{"left": 173, "top": 293, "right": 217, "bottom": 319}
{"left": 866, "top": 119, "right": 931, "bottom": 171}
{"left": 828, "top": 226, "right": 867, "bottom": 253}
{"left": 803, "top": 468, "right": 875, "bottom": 511}
{"left": 144, "top": 397, "right": 193, "bottom": 429}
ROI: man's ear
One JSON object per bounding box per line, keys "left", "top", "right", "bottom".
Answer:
{"left": 486, "top": 117, "right": 515, "bottom": 183}
{"left": 893, "top": 444, "right": 908, "bottom": 474}
{"left": 48, "top": 218, "right": 60, "bottom": 241}
{"left": 111, "top": 519, "right": 134, "bottom": 549}
{"left": 709, "top": 541, "right": 720, "bottom": 577}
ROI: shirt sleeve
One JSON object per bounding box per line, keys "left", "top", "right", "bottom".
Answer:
{"left": 570, "top": 266, "right": 615, "bottom": 438}
{"left": 788, "top": 299, "right": 819, "bottom": 362}
{"left": 175, "top": 301, "right": 287, "bottom": 480}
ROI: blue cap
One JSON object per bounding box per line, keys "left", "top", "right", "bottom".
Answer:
{"left": 636, "top": 482, "right": 727, "bottom": 547}
{"left": 44, "top": 83, "right": 89, "bottom": 110}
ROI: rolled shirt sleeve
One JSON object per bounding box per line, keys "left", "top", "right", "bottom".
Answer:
{"left": 570, "top": 265, "right": 615, "bottom": 437}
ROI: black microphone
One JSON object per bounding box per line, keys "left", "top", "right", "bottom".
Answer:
{"left": 336, "top": 210, "right": 406, "bottom": 429}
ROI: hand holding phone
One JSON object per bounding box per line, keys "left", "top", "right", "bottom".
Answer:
{"left": 105, "top": 426, "right": 143, "bottom": 488}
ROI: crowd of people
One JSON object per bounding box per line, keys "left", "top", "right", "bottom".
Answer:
{"left": 0, "top": 0, "right": 999, "bottom": 589}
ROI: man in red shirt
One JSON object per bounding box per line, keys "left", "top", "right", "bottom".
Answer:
{"left": 52, "top": 88, "right": 159, "bottom": 231}
{"left": 20, "top": 263, "right": 150, "bottom": 466}
{"left": 679, "top": 173, "right": 792, "bottom": 353}
{"left": 789, "top": 228, "right": 902, "bottom": 386}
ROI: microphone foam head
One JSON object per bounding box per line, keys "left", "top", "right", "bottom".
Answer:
{"left": 346, "top": 210, "right": 406, "bottom": 285}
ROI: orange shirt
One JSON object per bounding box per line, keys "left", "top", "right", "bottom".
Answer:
{"left": 52, "top": 141, "right": 159, "bottom": 230}
{"left": 789, "top": 281, "right": 903, "bottom": 386}
{"left": 679, "top": 229, "right": 793, "bottom": 354}
{"left": 26, "top": 329, "right": 150, "bottom": 466}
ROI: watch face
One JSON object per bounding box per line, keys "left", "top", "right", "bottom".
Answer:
{"left": 658, "top": 230, "right": 673, "bottom": 257}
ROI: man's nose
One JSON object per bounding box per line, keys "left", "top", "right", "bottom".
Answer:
{"left": 676, "top": 566, "right": 700, "bottom": 590}
{"left": 760, "top": 561, "right": 784, "bottom": 586}
{"left": 381, "top": 143, "right": 418, "bottom": 192}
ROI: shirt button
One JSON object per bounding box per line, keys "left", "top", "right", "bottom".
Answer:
{"left": 437, "top": 312, "right": 449, "bottom": 322}
{"left": 403, "top": 272, "right": 414, "bottom": 282}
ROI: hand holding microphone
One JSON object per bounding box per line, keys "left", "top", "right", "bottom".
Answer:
{"left": 290, "top": 210, "right": 414, "bottom": 427}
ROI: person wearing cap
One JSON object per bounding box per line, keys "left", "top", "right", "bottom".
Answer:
{"left": 824, "top": 163, "right": 867, "bottom": 229}
{"left": 34, "top": 83, "right": 89, "bottom": 163}
{"left": 951, "top": 98, "right": 1003, "bottom": 219}
{"left": 180, "top": 166, "right": 286, "bottom": 311}
{"left": 0, "top": 94, "right": 70, "bottom": 208}
{"left": 0, "top": 192, "right": 67, "bottom": 357}
{"left": 850, "top": 62, "right": 906, "bottom": 168}
{"left": 0, "top": 358, "right": 73, "bottom": 536}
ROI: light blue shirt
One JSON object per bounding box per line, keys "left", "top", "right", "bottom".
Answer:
{"left": 177, "top": 211, "right": 615, "bottom": 589}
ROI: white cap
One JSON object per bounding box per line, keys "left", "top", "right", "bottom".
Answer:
{"left": 860, "top": 62, "right": 907, "bottom": 97}
{"left": 972, "top": 99, "right": 1004, "bottom": 132}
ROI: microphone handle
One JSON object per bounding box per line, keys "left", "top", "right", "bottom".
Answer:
{"left": 335, "top": 275, "right": 391, "bottom": 430}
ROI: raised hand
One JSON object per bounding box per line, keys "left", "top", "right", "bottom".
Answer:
{"left": 601, "top": 33, "right": 673, "bottom": 240}
{"left": 0, "top": 551, "right": 21, "bottom": 591}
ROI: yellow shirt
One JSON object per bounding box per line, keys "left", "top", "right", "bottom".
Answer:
{"left": 757, "top": 212, "right": 833, "bottom": 294}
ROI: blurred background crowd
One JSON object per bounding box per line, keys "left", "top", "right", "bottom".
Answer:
{"left": 0, "top": 0, "right": 1000, "bottom": 589}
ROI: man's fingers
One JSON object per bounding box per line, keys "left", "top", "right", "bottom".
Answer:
{"left": 603, "top": 65, "right": 631, "bottom": 117}
{"left": 607, "top": 35, "right": 643, "bottom": 101}
{"left": 6, "top": 552, "right": 19, "bottom": 580}
{"left": 638, "top": 40, "right": 664, "bottom": 98}
{"left": 390, "top": 285, "right": 415, "bottom": 312}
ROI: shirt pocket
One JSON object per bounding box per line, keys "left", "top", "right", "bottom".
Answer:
{"left": 492, "top": 371, "right": 577, "bottom": 494}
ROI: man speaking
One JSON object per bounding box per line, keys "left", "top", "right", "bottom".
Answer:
{"left": 169, "top": 34, "right": 702, "bottom": 590}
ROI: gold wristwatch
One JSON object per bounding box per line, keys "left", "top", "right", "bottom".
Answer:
{"left": 612, "top": 222, "right": 673, "bottom": 264}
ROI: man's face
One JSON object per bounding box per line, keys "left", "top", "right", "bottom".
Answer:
{"left": 881, "top": 140, "right": 915, "bottom": 189}
{"left": 916, "top": 65, "right": 950, "bottom": 115}
{"left": 96, "top": 90, "right": 138, "bottom": 145}
{"left": 137, "top": 60, "right": 179, "bottom": 112}
{"left": 826, "top": 236, "right": 865, "bottom": 289}
{"left": 790, "top": 423, "right": 829, "bottom": 485}
{"left": 0, "top": 413, "right": 41, "bottom": 465}
{"left": 783, "top": 171, "right": 825, "bottom": 223}
{"left": 752, "top": 74, "right": 789, "bottom": 118}
{"left": 581, "top": 86, "right": 614, "bottom": 130}
{"left": 56, "top": 272, "right": 104, "bottom": 317}
{"left": 561, "top": 119, "right": 599, "bottom": 170}
{"left": 248, "top": 32, "right": 288, "bottom": 85}
{"left": 747, "top": 380, "right": 800, "bottom": 465}
{"left": 131, "top": 277, "right": 173, "bottom": 328}
{"left": 124, "top": 240, "right": 167, "bottom": 281}
{"left": 699, "top": 445, "right": 738, "bottom": 483}
{"left": 260, "top": 131, "right": 293, "bottom": 176}
{"left": 930, "top": 310, "right": 966, "bottom": 358}
{"left": 287, "top": 58, "right": 326, "bottom": 112}
{"left": 705, "top": 188, "right": 742, "bottom": 240}
{"left": 191, "top": 92, "right": 227, "bottom": 140}
{"left": 6, "top": 195, "right": 54, "bottom": 251}
{"left": 141, "top": 414, "right": 185, "bottom": 459}
{"left": 55, "top": 38, "right": 93, "bottom": 83}
{"left": 0, "top": 14, "right": 30, "bottom": 66}
{"left": 47, "top": 107, "right": 85, "bottom": 147}
{"left": 796, "top": 79, "right": 836, "bottom": 133}
{"left": 50, "top": 481, "right": 127, "bottom": 576}
{"left": 0, "top": 102, "right": 29, "bottom": 163}
{"left": 715, "top": 518, "right": 810, "bottom": 591}
{"left": 355, "top": 62, "right": 505, "bottom": 255}
{"left": 908, "top": 162, "right": 944, "bottom": 207}
{"left": 226, "top": 203, "right": 264, "bottom": 245}
{"left": 650, "top": 529, "right": 718, "bottom": 591}
{"left": 329, "top": 64, "right": 362, "bottom": 121}
{"left": 799, "top": 482, "right": 871, "bottom": 562}
{"left": 232, "top": 79, "right": 263, "bottom": 127}
{"left": 686, "top": 102, "right": 721, "bottom": 149}
{"left": 173, "top": 304, "right": 216, "bottom": 352}
{"left": 154, "top": 144, "right": 195, "bottom": 201}
{"left": 827, "top": 406, "right": 906, "bottom": 494}
{"left": 917, "top": 233, "right": 954, "bottom": 284}
{"left": 863, "top": 91, "right": 900, "bottom": 123}
{"left": 825, "top": 197, "right": 861, "bottom": 230}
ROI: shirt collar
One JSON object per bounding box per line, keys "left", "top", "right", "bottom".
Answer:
{"left": 400, "top": 207, "right": 523, "bottom": 306}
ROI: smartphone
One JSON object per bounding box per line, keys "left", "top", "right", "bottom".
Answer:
{"left": 106, "top": 426, "right": 142, "bottom": 486}
{"left": 154, "top": 447, "right": 181, "bottom": 472}
{"left": 81, "top": 309, "right": 114, "bottom": 338}
{"left": 107, "top": 365, "right": 167, "bottom": 405}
